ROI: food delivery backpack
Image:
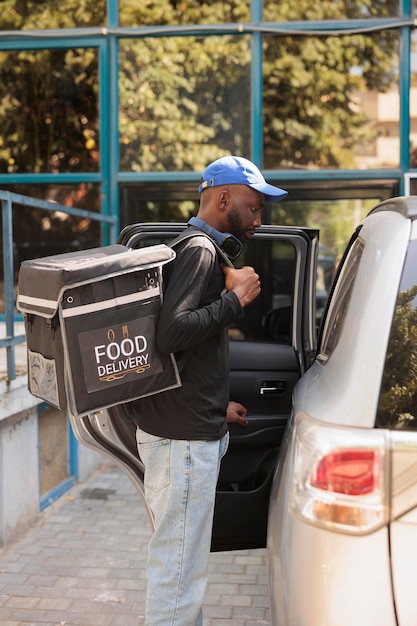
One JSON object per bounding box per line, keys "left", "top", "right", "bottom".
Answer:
{"left": 16, "top": 243, "right": 181, "bottom": 417}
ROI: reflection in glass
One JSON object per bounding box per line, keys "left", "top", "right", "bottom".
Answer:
{"left": 376, "top": 286, "right": 417, "bottom": 429}
{"left": 119, "top": 0, "right": 250, "bottom": 27}
{"left": 0, "top": 49, "right": 99, "bottom": 174}
{"left": 119, "top": 36, "right": 251, "bottom": 172}
{"left": 319, "top": 238, "right": 364, "bottom": 360}
{"left": 0, "top": 183, "right": 101, "bottom": 313}
{"left": 376, "top": 242, "right": 417, "bottom": 430}
{"left": 263, "top": 32, "right": 399, "bottom": 170}
{"left": 263, "top": 0, "right": 399, "bottom": 21}
{"left": 120, "top": 183, "right": 199, "bottom": 226}
{"left": 270, "top": 198, "right": 374, "bottom": 259}
{"left": 0, "top": 0, "right": 106, "bottom": 30}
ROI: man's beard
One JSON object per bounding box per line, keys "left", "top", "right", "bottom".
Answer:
{"left": 226, "top": 207, "right": 246, "bottom": 242}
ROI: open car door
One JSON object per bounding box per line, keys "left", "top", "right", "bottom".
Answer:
{"left": 68, "top": 223, "right": 318, "bottom": 551}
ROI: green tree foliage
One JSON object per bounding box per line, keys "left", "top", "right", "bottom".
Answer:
{"left": 0, "top": 0, "right": 105, "bottom": 30}
{"left": 262, "top": 0, "right": 398, "bottom": 168}
{"left": 0, "top": 0, "right": 104, "bottom": 174}
{"left": 264, "top": 0, "right": 399, "bottom": 20}
{"left": 119, "top": 34, "right": 251, "bottom": 172}
{"left": 119, "top": 0, "right": 252, "bottom": 171}
{"left": 0, "top": 0, "right": 400, "bottom": 175}
{"left": 0, "top": 47, "right": 99, "bottom": 174}
{"left": 119, "top": 0, "right": 250, "bottom": 26}
{"left": 376, "top": 285, "right": 417, "bottom": 429}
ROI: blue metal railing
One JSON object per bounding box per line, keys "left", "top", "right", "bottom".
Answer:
{"left": 0, "top": 190, "right": 117, "bottom": 383}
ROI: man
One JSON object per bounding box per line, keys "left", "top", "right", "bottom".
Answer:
{"left": 130, "top": 155, "right": 287, "bottom": 625}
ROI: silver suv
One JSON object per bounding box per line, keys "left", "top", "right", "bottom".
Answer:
{"left": 269, "top": 196, "right": 417, "bottom": 626}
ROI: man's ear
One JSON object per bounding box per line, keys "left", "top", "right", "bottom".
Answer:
{"left": 217, "top": 189, "right": 230, "bottom": 211}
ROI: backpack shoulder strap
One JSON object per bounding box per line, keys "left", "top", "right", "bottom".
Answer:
{"left": 168, "top": 228, "right": 235, "bottom": 268}
{"left": 166, "top": 228, "right": 234, "bottom": 374}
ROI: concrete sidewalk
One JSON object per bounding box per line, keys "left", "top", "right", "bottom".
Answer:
{"left": 0, "top": 464, "right": 271, "bottom": 626}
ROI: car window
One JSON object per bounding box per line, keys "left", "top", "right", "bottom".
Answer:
{"left": 317, "top": 235, "right": 364, "bottom": 362}
{"left": 231, "top": 238, "right": 296, "bottom": 344}
{"left": 376, "top": 240, "right": 417, "bottom": 430}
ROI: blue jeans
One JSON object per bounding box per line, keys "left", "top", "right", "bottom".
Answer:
{"left": 136, "top": 428, "right": 229, "bottom": 626}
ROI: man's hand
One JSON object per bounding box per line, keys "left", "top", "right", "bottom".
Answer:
{"left": 226, "top": 401, "right": 248, "bottom": 426}
{"left": 222, "top": 265, "right": 260, "bottom": 307}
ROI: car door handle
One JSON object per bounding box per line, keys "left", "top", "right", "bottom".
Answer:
{"left": 259, "top": 380, "right": 286, "bottom": 395}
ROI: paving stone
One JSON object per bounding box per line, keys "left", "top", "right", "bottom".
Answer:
{"left": 0, "top": 465, "right": 272, "bottom": 626}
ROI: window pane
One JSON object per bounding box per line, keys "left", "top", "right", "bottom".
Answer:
{"left": 9, "top": 183, "right": 101, "bottom": 261}
{"left": 231, "top": 239, "right": 296, "bottom": 344}
{"left": 270, "top": 196, "right": 378, "bottom": 326}
{"left": 271, "top": 197, "right": 375, "bottom": 258}
{"left": 0, "top": 184, "right": 102, "bottom": 314}
{"left": 408, "top": 178, "right": 417, "bottom": 194}
{"left": 376, "top": 241, "right": 417, "bottom": 430}
{"left": 318, "top": 236, "right": 364, "bottom": 361}
{"left": 0, "top": 0, "right": 106, "bottom": 30}
{"left": 119, "top": 0, "right": 250, "bottom": 27}
{"left": 120, "top": 183, "right": 199, "bottom": 227}
{"left": 0, "top": 49, "right": 99, "bottom": 174}
{"left": 119, "top": 36, "right": 251, "bottom": 172}
{"left": 263, "top": 0, "right": 399, "bottom": 21}
{"left": 263, "top": 32, "right": 400, "bottom": 170}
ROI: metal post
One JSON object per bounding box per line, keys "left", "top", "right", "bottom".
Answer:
{"left": 251, "top": 0, "right": 263, "bottom": 167}
{"left": 1, "top": 195, "right": 16, "bottom": 381}
{"left": 399, "top": 0, "right": 412, "bottom": 194}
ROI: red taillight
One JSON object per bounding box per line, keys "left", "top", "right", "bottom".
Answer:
{"left": 291, "top": 415, "right": 388, "bottom": 534}
{"left": 311, "top": 449, "right": 379, "bottom": 496}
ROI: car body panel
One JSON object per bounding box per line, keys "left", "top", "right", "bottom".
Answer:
{"left": 390, "top": 510, "right": 417, "bottom": 626}
{"left": 68, "top": 406, "right": 153, "bottom": 519}
{"left": 389, "top": 409, "right": 417, "bottom": 626}
{"left": 269, "top": 499, "right": 396, "bottom": 625}
{"left": 268, "top": 422, "right": 397, "bottom": 626}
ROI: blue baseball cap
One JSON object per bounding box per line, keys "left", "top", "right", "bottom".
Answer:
{"left": 198, "top": 155, "right": 288, "bottom": 202}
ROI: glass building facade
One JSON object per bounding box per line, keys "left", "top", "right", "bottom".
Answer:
{"left": 1, "top": 0, "right": 416, "bottom": 519}
{"left": 0, "top": 0, "right": 417, "bottom": 276}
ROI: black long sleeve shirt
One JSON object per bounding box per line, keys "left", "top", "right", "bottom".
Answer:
{"left": 130, "top": 232, "right": 242, "bottom": 440}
